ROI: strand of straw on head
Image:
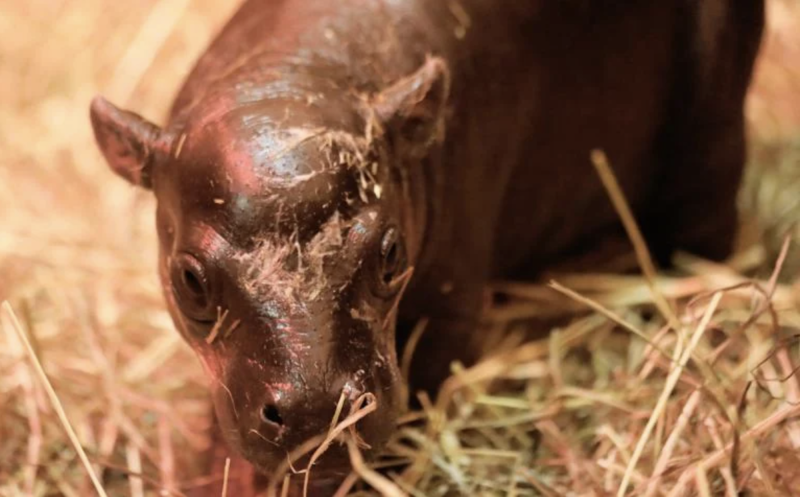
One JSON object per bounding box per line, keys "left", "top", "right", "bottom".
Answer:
{"left": 616, "top": 291, "right": 723, "bottom": 497}
{"left": 206, "top": 308, "right": 229, "bottom": 344}
{"left": 1, "top": 301, "right": 109, "bottom": 497}
{"left": 328, "top": 391, "right": 349, "bottom": 436}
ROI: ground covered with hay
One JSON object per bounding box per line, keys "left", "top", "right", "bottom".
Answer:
{"left": 2, "top": 1, "right": 800, "bottom": 496}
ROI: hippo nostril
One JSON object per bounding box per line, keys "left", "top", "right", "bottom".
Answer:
{"left": 260, "top": 404, "right": 284, "bottom": 426}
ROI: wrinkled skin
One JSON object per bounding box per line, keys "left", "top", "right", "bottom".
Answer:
{"left": 90, "top": 0, "right": 764, "bottom": 494}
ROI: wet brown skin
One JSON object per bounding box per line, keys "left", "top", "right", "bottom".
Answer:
{"left": 90, "top": 0, "right": 764, "bottom": 494}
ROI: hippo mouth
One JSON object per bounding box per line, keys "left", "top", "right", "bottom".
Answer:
{"left": 249, "top": 433, "right": 358, "bottom": 477}
{"left": 249, "top": 436, "right": 378, "bottom": 495}
{"left": 242, "top": 392, "right": 387, "bottom": 487}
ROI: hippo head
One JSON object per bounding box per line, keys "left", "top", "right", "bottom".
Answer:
{"left": 90, "top": 58, "right": 449, "bottom": 482}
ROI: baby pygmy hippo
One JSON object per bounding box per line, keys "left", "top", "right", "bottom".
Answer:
{"left": 90, "top": 0, "right": 764, "bottom": 493}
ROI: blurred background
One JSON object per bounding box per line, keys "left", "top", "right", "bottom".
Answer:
{"left": 0, "top": 2, "right": 240, "bottom": 495}
{"left": 0, "top": 0, "right": 799, "bottom": 495}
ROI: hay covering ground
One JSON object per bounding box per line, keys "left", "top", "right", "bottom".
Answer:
{"left": 1, "top": 1, "right": 800, "bottom": 496}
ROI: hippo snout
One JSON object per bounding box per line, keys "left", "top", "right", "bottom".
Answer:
{"left": 211, "top": 360, "right": 400, "bottom": 478}
{"left": 249, "top": 379, "right": 367, "bottom": 445}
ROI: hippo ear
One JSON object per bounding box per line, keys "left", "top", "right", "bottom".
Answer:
{"left": 90, "top": 96, "right": 168, "bottom": 189}
{"left": 369, "top": 56, "right": 451, "bottom": 152}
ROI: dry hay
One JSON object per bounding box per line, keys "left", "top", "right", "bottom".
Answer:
{"left": 2, "top": 1, "right": 800, "bottom": 496}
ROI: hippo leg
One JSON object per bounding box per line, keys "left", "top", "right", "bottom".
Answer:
{"left": 643, "top": 0, "right": 764, "bottom": 265}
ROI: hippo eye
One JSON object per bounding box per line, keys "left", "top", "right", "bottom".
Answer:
{"left": 379, "top": 227, "right": 406, "bottom": 286}
{"left": 171, "top": 254, "right": 216, "bottom": 323}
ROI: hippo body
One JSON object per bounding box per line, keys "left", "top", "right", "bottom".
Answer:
{"left": 90, "top": 0, "right": 764, "bottom": 493}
